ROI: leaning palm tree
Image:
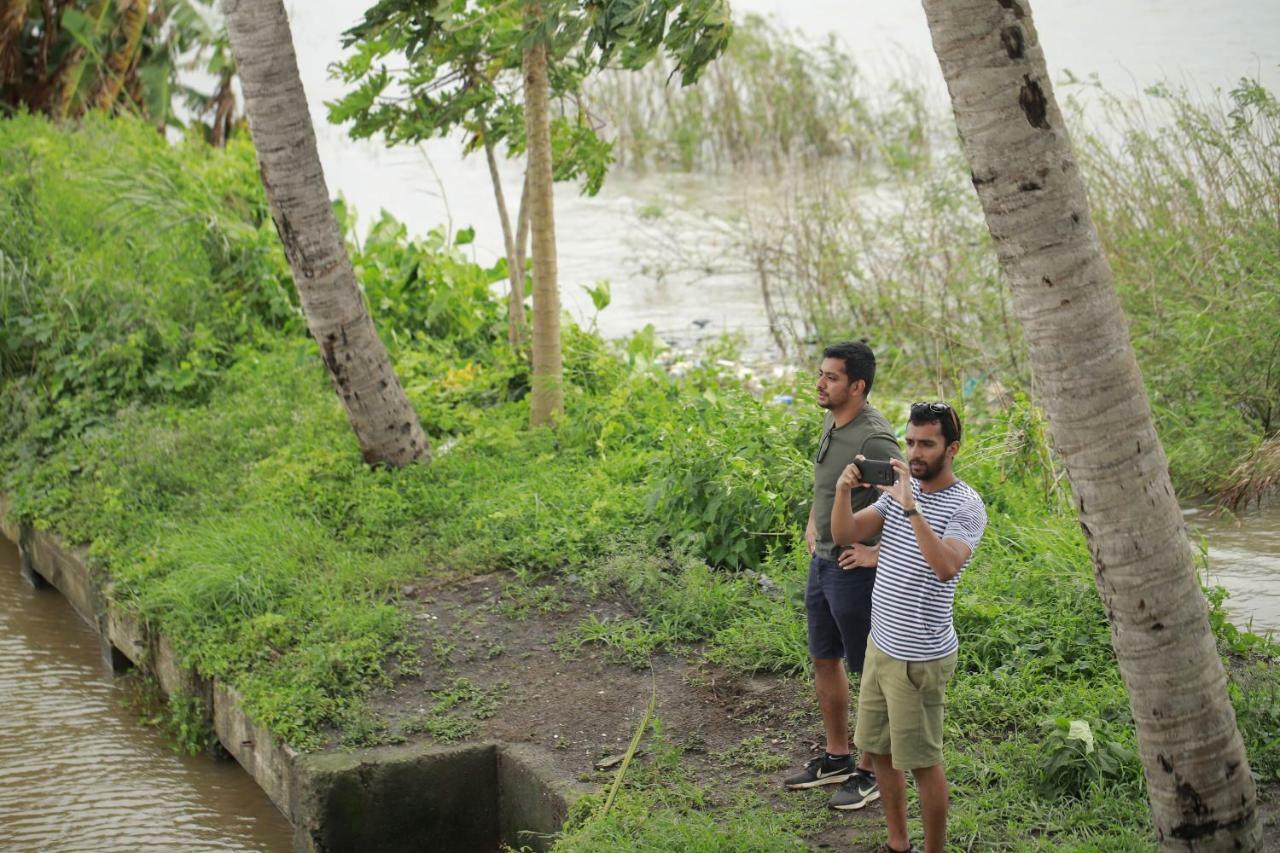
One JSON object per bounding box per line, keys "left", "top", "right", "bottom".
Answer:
{"left": 221, "top": 0, "right": 428, "bottom": 466}
{"left": 920, "top": 0, "right": 1258, "bottom": 848}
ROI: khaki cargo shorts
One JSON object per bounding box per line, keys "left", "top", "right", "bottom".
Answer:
{"left": 853, "top": 636, "right": 957, "bottom": 770}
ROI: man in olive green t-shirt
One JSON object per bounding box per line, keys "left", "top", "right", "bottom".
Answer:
{"left": 783, "top": 341, "right": 904, "bottom": 813}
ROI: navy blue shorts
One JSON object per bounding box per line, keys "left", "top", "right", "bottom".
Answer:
{"left": 806, "top": 554, "right": 875, "bottom": 673}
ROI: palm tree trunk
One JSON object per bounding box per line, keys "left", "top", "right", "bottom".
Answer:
{"left": 483, "top": 133, "right": 526, "bottom": 348}
{"left": 221, "top": 0, "right": 429, "bottom": 467}
{"left": 0, "top": 0, "right": 27, "bottom": 85}
{"left": 523, "top": 1, "right": 563, "bottom": 426}
{"left": 919, "top": 1, "right": 1257, "bottom": 848}
{"left": 92, "top": 0, "right": 148, "bottom": 111}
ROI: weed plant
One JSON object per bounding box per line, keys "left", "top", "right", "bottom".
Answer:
{"left": 0, "top": 113, "right": 299, "bottom": 464}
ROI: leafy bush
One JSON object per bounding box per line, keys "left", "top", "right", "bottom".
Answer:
{"left": 647, "top": 388, "right": 811, "bottom": 570}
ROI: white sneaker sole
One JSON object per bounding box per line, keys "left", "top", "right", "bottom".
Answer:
{"left": 831, "top": 788, "right": 881, "bottom": 810}
{"left": 785, "top": 772, "right": 854, "bottom": 790}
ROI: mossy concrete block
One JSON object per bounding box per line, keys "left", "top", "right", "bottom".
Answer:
{"left": 499, "top": 743, "right": 585, "bottom": 852}
{"left": 294, "top": 743, "right": 500, "bottom": 853}
{"left": 105, "top": 606, "right": 149, "bottom": 666}
{"left": 24, "top": 527, "right": 99, "bottom": 628}
{"left": 214, "top": 681, "right": 299, "bottom": 823}
{"left": 0, "top": 494, "right": 18, "bottom": 542}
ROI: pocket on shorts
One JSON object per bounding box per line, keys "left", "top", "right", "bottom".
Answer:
{"left": 905, "top": 660, "right": 925, "bottom": 691}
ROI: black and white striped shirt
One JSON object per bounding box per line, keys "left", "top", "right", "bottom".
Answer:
{"left": 868, "top": 479, "right": 986, "bottom": 661}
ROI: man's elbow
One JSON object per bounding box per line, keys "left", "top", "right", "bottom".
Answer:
{"left": 931, "top": 560, "right": 961, "bottom": 582}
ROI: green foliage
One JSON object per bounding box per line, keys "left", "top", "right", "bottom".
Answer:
{"left": 401, "top": 677, "right": 506, "bottom": 743}
{"left": 0, "top": 113, "right": 298, "bottom": 473}
{"left": 647, "top": 389, "right": 810, "bottom": 570}
{"left": 1075, "top": 79, "right": 1280, "bottom": 494}
{"left": 329, "top": 0, "right": 732, "bottom": 197}
{"left": 0, "top": 0, "right": 241, "bottom": 139}
{"left": 556, "top": 719, "right": 821, "bottom": 851}
{"left": 354, "top": 213, "right": 508, "bottom": 355}
{"left": 3, "top": 118, "right": 1278, "bottom": 849}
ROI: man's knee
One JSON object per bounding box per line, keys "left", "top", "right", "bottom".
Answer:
{"left": 813, "top": 656, "right": 845, "bottom": 674}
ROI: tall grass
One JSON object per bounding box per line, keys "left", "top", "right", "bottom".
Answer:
{"left": 587, "top": 14, "right": 931, "bottom": 176}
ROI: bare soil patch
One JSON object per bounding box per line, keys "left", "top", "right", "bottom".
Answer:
{"left": 349, "top": 571, "right": 883, "bottom": 849}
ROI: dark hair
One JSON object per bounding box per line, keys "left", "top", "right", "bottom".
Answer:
{"left": 822, "top": 341, "right": 876, "bottom": 396}
{"left": 909, "top": 401, "right": 962, "bottom": 445}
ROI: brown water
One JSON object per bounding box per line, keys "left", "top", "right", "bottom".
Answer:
{"left": 1187, "top": 498, "right": 1280, "bottom": 639}
{"left": 0, "top": 536, "right": 292, "bottom": 852}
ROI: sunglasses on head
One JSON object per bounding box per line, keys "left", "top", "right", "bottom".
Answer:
{"left": 911, "top": 401, "right": 960, "bottom": 438}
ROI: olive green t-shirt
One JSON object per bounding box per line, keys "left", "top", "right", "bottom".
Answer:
{"left": 812, "top": 404, "right": 904, "bottom": 560}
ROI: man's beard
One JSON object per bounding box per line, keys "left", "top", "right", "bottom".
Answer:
{"left": 910, "top": 457, "right": 944, "bottom": 482}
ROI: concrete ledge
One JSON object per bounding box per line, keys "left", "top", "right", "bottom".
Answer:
{"left": 1, "top": 494, "right": 588, "bottom": 852}
{"left": 214, "top": 681, "right": 299, "bottom": 821}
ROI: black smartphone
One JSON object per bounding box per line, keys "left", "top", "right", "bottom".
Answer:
{"left": 857, "top": 458, "right": 897, "bottom": 486}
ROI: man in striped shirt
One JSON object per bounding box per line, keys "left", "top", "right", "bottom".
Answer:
{"left": 830, "top": 402, "right": 986, "bottom": 853}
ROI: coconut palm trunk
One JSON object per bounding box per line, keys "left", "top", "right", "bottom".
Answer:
{"left": 523, "top": 1, "right": 563, "bottom": 426}
{"left": 919, "top": 0, "right": 1257, "bottom": 847}
{"left": 221, "top": 0, "right": 428, "bottom": 467}
{"left": 92, "top": 0, "right": 148, "bottom": 111}
{"left": 0, "top": 1, "right": 27, "bottom": 85}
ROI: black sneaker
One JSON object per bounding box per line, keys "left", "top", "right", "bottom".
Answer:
{"left": 783, "top": 754, "right": 854, "bottom": 789}
{"left": 829, "top": 768, "right": 880, "bottom": 810}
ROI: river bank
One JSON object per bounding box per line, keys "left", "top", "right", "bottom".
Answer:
{"left": 3, "top": 113, "right": 1278, "bottom": 849}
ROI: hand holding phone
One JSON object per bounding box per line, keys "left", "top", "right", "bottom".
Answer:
{"left": 855, "top": 458, "right": 897, "bottom": 487}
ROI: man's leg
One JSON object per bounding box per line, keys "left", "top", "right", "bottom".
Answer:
{"left": 870, "top": 751, "right": 909, "bottom": 852}
{"left": 912, "top": 764, "right": 948, "bottom": 853}
{"left": 827, "top": 563, "right": 877, "bottom": 773}
{"left": 786, "top": 557, "right": 855, "bottom": 789}
{"left": 814, "top": 656, "right": 850, "bottom": 755}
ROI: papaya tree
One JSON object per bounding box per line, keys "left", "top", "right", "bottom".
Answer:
{"left": 330, "top": 0, "right": 732, "bottom": 426}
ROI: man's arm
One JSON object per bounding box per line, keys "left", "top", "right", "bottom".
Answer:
{"left": 882, "top": 458, "right": 970, "bottom": 581}
{"left": 830, "top": 460, "right": 886, "bottom": 546}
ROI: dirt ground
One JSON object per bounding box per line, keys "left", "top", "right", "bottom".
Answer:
{"left": 351, "top": 570, "right": 1280, "bottom": 852}
{"left": 352, "top": 570, "right": 878, "bottom": 850}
